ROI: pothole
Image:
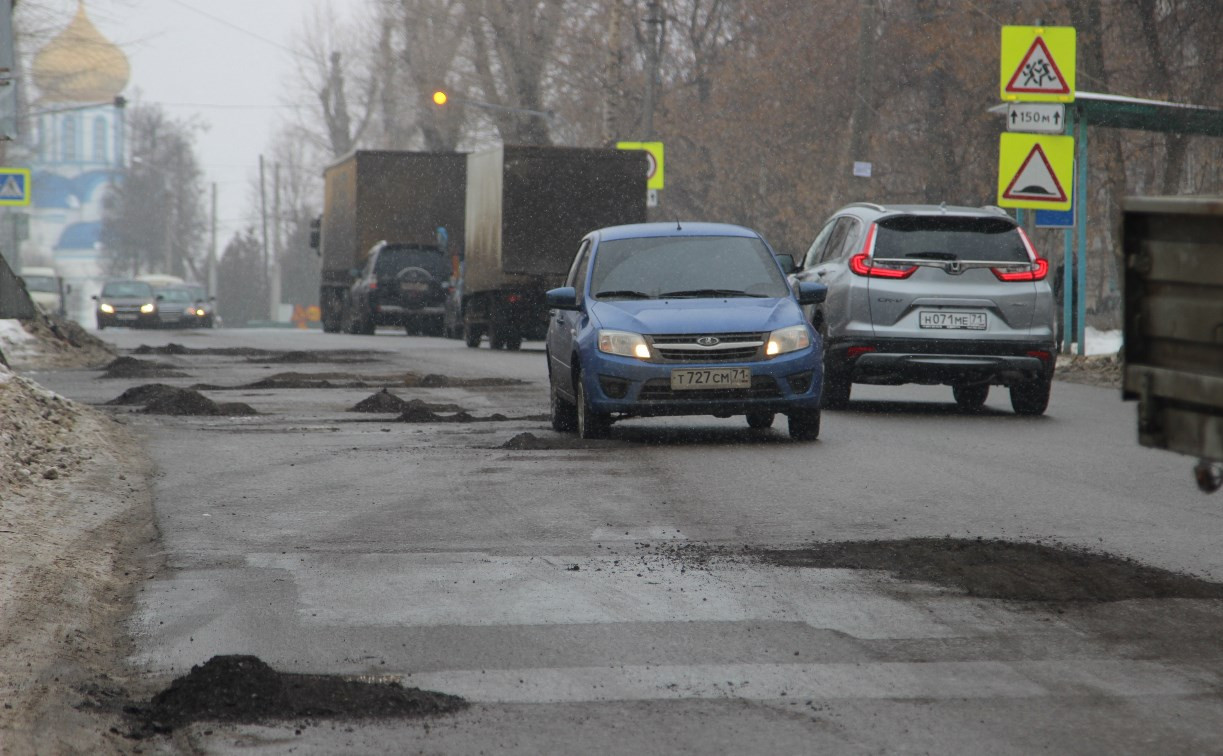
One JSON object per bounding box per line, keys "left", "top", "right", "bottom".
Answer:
{"left": 496, "top": 431, "right": 616, "bottom": 450}
{"left": 98, "top": 356, "right": 188, "bottom": 379}
{"left": 754, "top": 537, "right": 1223, "bottom": 602}
{"left": 107, "top": 384, "right": 257, "bottom": 416}
{"left": 132, "top": 344, "right": 385, "bottom": 362}
{"left": 124, "top": 655, "right": 466, "bottom": 737}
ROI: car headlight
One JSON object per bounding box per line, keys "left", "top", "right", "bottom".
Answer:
{"left": 99, "top": 303, "right": 115, "bottom": 314}
{"left": 598, "top": 330, "right": 651, "bottom": 360}
{"left": 140, "top": 302, "right": 156, "bottom": 314}
{"left": 765, "top": 324, "right": 812, "bottom": 356}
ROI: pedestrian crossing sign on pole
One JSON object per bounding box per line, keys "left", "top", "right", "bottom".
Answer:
{"left": 0, "top": 167, "right": 30, "bottom": 206}
{"left": 1000, "top": 26, "right": 1075, "bottom": 103}
{"left": 997, "top": 133, "right": 1074, "bottom": 210}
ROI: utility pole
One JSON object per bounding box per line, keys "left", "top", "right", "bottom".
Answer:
{"left": 259, "top": 154, "right": 270, "bottom": 320}
{"left": 641, "top": 0, "right": 664, "bottom": 139}
{"left": 208, "top": 182, "right": 217, "bottom": 297}
{"left": 271, "top": 162, "right": 281, "bottom": 322}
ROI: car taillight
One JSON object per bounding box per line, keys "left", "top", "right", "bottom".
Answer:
{"left": 847, "top": 346, "right": 875, "bottom": 359}
{"left": 992, "top": 228, "right": 1049, "bottom": 282}
{"left": 368, "top": 281, "right": 378, "bottom": 290}
{"left": 507, "top": 294, "right": 521, "bottom": 304}
{"left": 849, "top": 224, "right": 917, "bottom": 279}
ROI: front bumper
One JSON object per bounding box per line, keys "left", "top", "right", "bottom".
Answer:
{"left": 97, "top": 310, "right": 160, "bottom": 328}
{"left": 835, "top": 338, "right": 1055, "bottom": 386}
{"left": 583, "top": 348, "right": 823, "bottom": 417}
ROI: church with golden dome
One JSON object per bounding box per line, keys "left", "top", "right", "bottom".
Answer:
{"left": 25, "top": 0, "right": 129, "bottom": 322}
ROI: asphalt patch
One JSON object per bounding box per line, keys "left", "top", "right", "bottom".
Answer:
{"left": 107, "top": 383, "right": 257, "bottom": 416}
{"left": 124, "top": 655, "right": 465, "bottom": 737}
{"left": 349, "top": 389, "right": 461, "bottom": 414}
{"left": 133, "top": 344, "right": 385, "bottom": 362}
{"left": 497, "top": 432, "right": 615, "bottom": 450}
{"left": 755, "top": 537, "right": 1223, "bottom": 602}
{"left": 98, "top": 356, "right": 188, "bottom": 379}
{"left": 403, "top": 372, "right": 525, "bottom": 388}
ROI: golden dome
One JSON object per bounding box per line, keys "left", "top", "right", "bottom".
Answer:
{"left": 32, "top": 2, "right": 130, "bottom": 104}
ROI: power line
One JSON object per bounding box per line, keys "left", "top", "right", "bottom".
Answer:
{"left": 162, "top": 0, "right": 299, "bottom": 57}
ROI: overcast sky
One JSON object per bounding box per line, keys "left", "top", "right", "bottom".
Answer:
{"left": 37, "top": 0, "right": 365, "bottom": 243}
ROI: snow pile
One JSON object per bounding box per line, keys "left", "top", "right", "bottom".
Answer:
{"left": 1083, "top": 327, "right": 1123, "bottom": 356}
{"left": 0, "top": 363, "right": 84, "bottom": 491}
{"left": 0, "top": 318, "right": 38, "bottom": 361}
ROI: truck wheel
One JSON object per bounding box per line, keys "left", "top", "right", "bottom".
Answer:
{"left": 464, "top": 325, "right": 483, "bottom": 348}
{"left": 788, "top": 409, "right": 821, "bottom": 441}
{"left": 1010, "top": 374, "right": 1052, "bottom": 416}
{"left": 746, "top": 411, "right": 775, "bottom": 429}
{"left": 576, "top": 374, "right": 610, "bottom": 439}
{"left": 427, "top": 317, "right": 445, "bottom": 337}
{"left": 953, "top": 383, "right": 989, "bottom": 411}
{"left": 503, "top": 334, "right": 523, "bottom": 351}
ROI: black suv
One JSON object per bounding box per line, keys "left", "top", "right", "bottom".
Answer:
{"left": 343, "top": 242, "right": 451, "bottom": 335}
{"left": 790, "top": 203, "right": 1057, "bottom": 415}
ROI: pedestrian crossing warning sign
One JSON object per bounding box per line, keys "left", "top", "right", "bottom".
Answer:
{"left": 0, "top": 168, "right": 29, "bottom": 206}
{"left": 997, "top": 133, "right": 1073, "bottom": 210}
{"left": 1000, "top": 26, "right": 1075, "bottom": 103}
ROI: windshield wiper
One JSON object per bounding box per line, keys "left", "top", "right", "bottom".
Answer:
{"left": 905, "top": 251, "right": 958, "bottom": 261}
{"left": 659, "top": 288, "right": 766, "bottom": 298}
{"left": 594, "top": 289, "right": 653, "bottom": 300}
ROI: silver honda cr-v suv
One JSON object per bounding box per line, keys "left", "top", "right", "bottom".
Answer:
{"left": 790, "top": 203, "right": 1056, "bottom": 415}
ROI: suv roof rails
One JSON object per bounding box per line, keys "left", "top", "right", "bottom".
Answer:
{"left": 980, "top": 205, "right": 1011, "bottom": 217}
{"left": 845, "top": 201, "right": 886, "bottom": 213}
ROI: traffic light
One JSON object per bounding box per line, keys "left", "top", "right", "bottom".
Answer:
{"left": 432, "top": 90, "right": 448, "bottom": 106}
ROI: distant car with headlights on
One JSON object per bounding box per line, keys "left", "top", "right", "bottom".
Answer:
{"left": 545, "top": 222, "right": 828, "bottom": 440}
{"left": 185, "top": 283, "right": 217, "bottom": 328}
{"left": 93, "top": 280, "right": 159, "bottom": 329}
{"left": 151, "top": 285, "right": 200, "bottom": 328}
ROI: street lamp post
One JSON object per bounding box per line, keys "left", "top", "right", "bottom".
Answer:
{"left": 431, "top": 91, "right": 574, "bottom": 146}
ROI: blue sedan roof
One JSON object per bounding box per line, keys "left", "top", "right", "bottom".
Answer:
{"left": 590, "top": 222, "right": 763, "bottom": 242}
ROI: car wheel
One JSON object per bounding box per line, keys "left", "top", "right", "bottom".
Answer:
{"left": 1010, "top": 374, "right": 1052, "bottom": 416}
{"left": 464, "top": 324, "right": 483, "bottom": 348}
{"left": 550, "top": 375, "right": 578, "bottom": 432}
{"left": 952, "top": 383, "right": 989, "bottom": 411}
{"left": 746, "top": 410, "right": 775, "bottom": 429}
{"left": 503, "top": 334, "right": 523, "bottom": 351}
{"left": 787, "top": 408, "right": 821, "bottom": 441}
{"left": 819, "top": 335, "right": 851, "bottom": 410}
{"left": 576, "top": 373, "right": 610, "bottom": 439}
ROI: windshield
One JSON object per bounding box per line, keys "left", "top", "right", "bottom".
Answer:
{"left": 875, "top": 217, "right": 1028, "bottom": 263}
{"left": 22, "top": 275, "right": 57, "bottom": 293}
{"left": 375, "top": 246, "right": 449, "bottom": 279}
{"left": 590, "top": 236, "right": 789, "bottom": 300}
{"left": 101, "top": 281, "right": 154, "bottom": 298}
{"left": 159, "top": 288, "right": 193, "bottom": 303}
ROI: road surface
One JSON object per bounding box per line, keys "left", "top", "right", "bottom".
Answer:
{"left": 36, "top": 326, "right": 1223, "bottom": 754}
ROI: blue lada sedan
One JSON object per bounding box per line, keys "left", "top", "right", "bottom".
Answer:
{"left": 545, "top": 222, "right": 828, "bottom": 441}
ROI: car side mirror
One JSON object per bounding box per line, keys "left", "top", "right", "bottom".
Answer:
{"left": 776, "top": 254, "right": 797, "bottom": 274}
{"left": 545, "top": 286, "right": 580, "bottom": 311}
{"left": 796, "top": 281, "right": 827, "bottom": 305}
{"left": 156, "top": 294, "right": 165, "bottom": 301}
{"left": 91, "top": 294, "right": 98, "bottom": 301}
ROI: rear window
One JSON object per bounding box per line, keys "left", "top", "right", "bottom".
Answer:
{"left": 375, "top": 246, "right": 449, "bottom": 279}
{"left": 874, "top": 216, "right": 1027, "bottom": 263}
{"left": 102, "top": 281, "right": 154, "bottom": 298}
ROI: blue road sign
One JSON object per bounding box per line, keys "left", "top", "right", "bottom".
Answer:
{"left": 0, "top": 168, "right": 30, "bottom": 206}
{"left": 1035, "top": 206, "right": 1074, "bottom": 228}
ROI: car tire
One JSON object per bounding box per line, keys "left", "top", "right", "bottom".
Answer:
{"left": 787, "top": 409, "right": 821, "bottom": 441}
{"left": 746, "top": 410, "right": 775, "bottom": 429}
{"left": 1010, "top": 374, "right": 1052, "bottom": 416}
{"left": 464, "top": 324, "right": 483, "bottom": 348}
{"left": 953, "top": 383, "right": 989, "bottom": 411}
{"left": 576, "top": 373, "right": 610, "bottom": 440}
{"left": 819, "top": 334, "right": 851, "bottom": 410}
{"left": 550, "top": 376, "right": 578, "bottom": 432}
{"left": 503, "top": 334, "right": 523, "bottom": 351}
